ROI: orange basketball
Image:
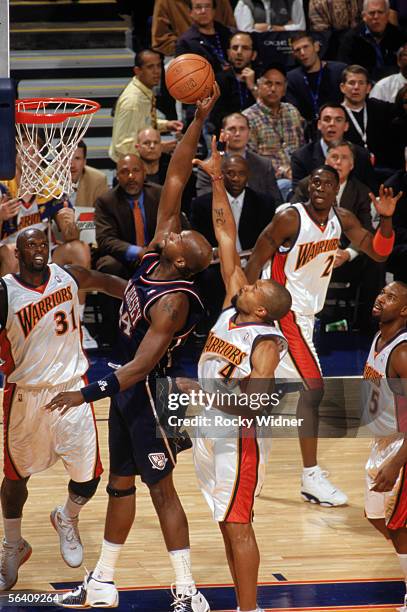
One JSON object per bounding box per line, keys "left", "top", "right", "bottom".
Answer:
{"left": 165, "top": 54, "right": 215, "bottom": 104}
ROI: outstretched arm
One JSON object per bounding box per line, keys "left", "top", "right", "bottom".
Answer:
{"left": 151, "top": 83, "right": 220, "bottom": 245}
{"left": 66, "top": 265, "right": 128, "bottom": 300}
{"left": 193, "top": 135, "right": 246, "bottom": 306}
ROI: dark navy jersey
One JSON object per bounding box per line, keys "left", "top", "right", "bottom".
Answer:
{"left": 118, "top": 252, "right": 204, "bottom": 374}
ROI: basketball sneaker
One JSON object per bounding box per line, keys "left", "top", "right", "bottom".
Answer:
{"left": 0, "top": 538, "right": 32, "bottom": 590}
{"left": 50, "top": 507, "right": 83, "bottom": 568}
{"left": 170, "top": 585, "right": 210, "bottom": 611}
{"left": 58, "top": 572, "right": 119, "bottom": 608}
{"left": 301, "top": 466, "right": 348, "bottom": 507}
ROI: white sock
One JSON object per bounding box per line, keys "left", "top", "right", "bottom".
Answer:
{"left": 3, "top": 518, "right": 22, "bottom": 545}
{"left": 303, "top": 465, "right": 319, "bottom": 476}
{"left": 78, "top": 303, "right": 85, "bottom": 322}
{"left": 93, "top": 539, "right": 123, "bottom": 583}
{"left": 61, "top": 496, "right": 84, "bottom": 520}
{"left": 169, "top": 548, "right": 196, "bottom": 595}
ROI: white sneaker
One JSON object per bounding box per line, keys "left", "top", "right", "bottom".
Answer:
{"left": 171, "top": 585, "right": 210, "bottom": 611}
{"left": 59, "top": 572, "right": 118, "bottom": 608}
{"left": 301, "top": 466, "right": 348, "bottom": 507}
{"left": 0, "top": 538, "right": 32, "bottom": 590}
{"left": 81, "top": 325, "right": 98, "bottom": 350}
{"left": 50, "top": 507, "right": 83, "bottom": 568}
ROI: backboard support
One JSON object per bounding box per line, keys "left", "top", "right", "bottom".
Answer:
{"left": 0, "top": 0, "right": 16, "bottom": 181}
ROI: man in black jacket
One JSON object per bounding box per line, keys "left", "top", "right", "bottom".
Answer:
{"left": 384, "top": 163, "right": 407, "bottom": 283}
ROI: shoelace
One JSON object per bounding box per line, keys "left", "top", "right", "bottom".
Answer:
{"left": 170, "top": 585, "right": 193, "bottom": 612}
{"left": 57, "top": 513, "right": 81, "bottom": 545}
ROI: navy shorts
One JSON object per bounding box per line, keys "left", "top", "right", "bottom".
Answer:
{"left": 109, "top": 378, "right": 177, "bottom": 486}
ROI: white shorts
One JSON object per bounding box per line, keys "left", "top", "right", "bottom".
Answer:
{"left": 365, "top": 435, "right": 406, "bottom": 530}
{"left": 192, "top": 408, "right": 272, "bottom": 523}
{"left": 3, "top": 377, "right": 103, "bottom": 482}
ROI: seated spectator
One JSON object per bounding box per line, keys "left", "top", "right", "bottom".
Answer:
{"left": 191, "top": 154, "right": 276, "bottom": 323}
{"left": 196, "top": 111, "right": 282, "bottom": 204}
{"left": 209, "top": 31, "right": 258, "bottom": 133}
{"left": 292, "top": 140, "right": 382, "bottom": 332}
{"left": 94, "top": 154, "right": 162, "bottom": 342}
{"left": 176, "top": 0, "right": 234, "bottom": 73}
{"left": 286, "top": 32, "right": 346, "bottom": 134}
{"left": 70, "top": 141, "right": 109, "bottom": 207}
{"left": 152, "top": 0, "right": 235, "bottom": 57}
{"left": 291, "top": 102, "right": 377, "bottom": 190}
{"left": 340, "top": 64, "right": 396, "bottom": 173}
{"left": 309, "top": 0, "right": 362, "bottom": 33}
{"left": 384, "top": 148, "right": 407, "bottom": 283}
{"left": 136, "top": 127, "right": 196, "bottom": 215}
{"left": 243, "top": 64, "right": 305, "bottom": 198}
{"left": 370, "top": 42, "right": 407, "bottom": 101}
{"left": 109, "top": 50, "right": 183, "bottom": 163}
{"left": 234, "top": 0, "right": 306, "bottom": 32}
{"left": 338, "top": 0, "right": 406, "bottom": 80}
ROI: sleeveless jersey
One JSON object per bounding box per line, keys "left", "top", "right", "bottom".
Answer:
{"left": 198, "top": 306, "right": 288, "bottom": 395}
{"left": 118, "top": 252, "right": 204, "bottom": 375}
{"left": 0, "top": 264, "right": 87, "bottom": 388}
{"left": 362, "top": 329, "right": 407, "bottom": 436}
{"left": 262, "top": 203, "right": 342, "bottom": 315}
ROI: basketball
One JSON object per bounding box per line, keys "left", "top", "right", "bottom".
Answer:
{"left": 165, "top": 54, "right": 215, "bottom": 104}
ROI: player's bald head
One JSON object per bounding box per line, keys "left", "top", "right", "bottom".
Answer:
{"left": 16, "top": 227, "right": 48, "bottom": 251}
{"left": 179, "top": 230, "right": 212, "bottom": 277}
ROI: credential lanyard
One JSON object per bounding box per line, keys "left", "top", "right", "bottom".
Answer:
{"left": 303, "top": 66, "right": 324, "bottom": 118}
{"left": 345, "top": 104, "right": 368, "bottom": 148}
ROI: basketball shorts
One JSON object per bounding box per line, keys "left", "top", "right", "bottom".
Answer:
{"left": 365, "top": 435, "right": 407, "bottom": 530}
{"left": 109, "top": 377, "right": 178, "bottom": 486}
{"left": 275, "top": 311, "right": 323, "bottom": 390}
{"left": 192, "top": 408, "right": 271, "bottom": 523}
{"left": 3, "top": 377, "right": 102, "bottom": 482}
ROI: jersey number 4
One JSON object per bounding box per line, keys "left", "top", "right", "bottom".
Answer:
{"left": 54, "top": 308, "right": 77, "bottom": 335}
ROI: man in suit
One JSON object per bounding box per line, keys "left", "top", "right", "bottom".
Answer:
{"left": 292, "top": 140, "right": 383, "bottom": 332}
{"left": 196, "top": 112, "right": 282, "bottom": 204}
{"left": 70, "top": 141, "right": 109, "bottom": 207}
{"left": 191, "top": 154, "right": 276, "bottom": 325}
{"left": 291, "top": 103, "right": 378, "bottom": 191}
{"left": 94, "top": 154, "right": 162, "bottom": 342}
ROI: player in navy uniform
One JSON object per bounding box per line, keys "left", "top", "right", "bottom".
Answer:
{"left": 47, "top": 86, "right": 219, "bottom": 611}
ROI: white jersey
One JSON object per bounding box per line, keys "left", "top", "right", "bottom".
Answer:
{"left": 362, "top": 330, "right": 407, "bottom": 436}
{"left": 198, "top": 306, "right": 288, "bottom": 396}
{"left": 262, "top": 203, "right": 341, "bottom": 315}
{"left": 0, "top": 264, "right": 88, "bottom": 388}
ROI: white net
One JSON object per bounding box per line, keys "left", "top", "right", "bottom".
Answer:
{"left": 15, "top": 98, "right": 100, "bottom": 200}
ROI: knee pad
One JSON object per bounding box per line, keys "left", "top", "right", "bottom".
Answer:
{"left": 69, "top": 476, "right": 100, "bottom": 500}
{"left": 106, "top": 484, "right": 136, "bottom": 498}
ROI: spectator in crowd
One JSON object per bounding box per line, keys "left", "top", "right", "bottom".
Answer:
{"left": 291, "top": 102, "right": 377, "bottom": 190}
{"left": 116, "top": 0, "right": 154, "bottom": 51}
{"left": 176, "top": 0, "right": 234, "bottom": 73}
{"left": 191, "top": 154, "right": 276, "bottom": 322}
{"left": 152, "top": 0, "right": 235, "bottom": 57}
{"left": 385, "top": 147, "right": 407, "bottom": 283}
{"left": 243, "top": 65, "right": 305, "bottom": 198}
{"left": 209, "top": 31, "right": 258, "bottom": 133}
{"left": 309, "top": 0, "right": 362, "bottom": 33}
{"left": 70, "top": 141, "right": 109, "bottom": 207}
{"left": 383, "top": 84, "right": 407, "bottom": 170}
{"left": 136, "top": 127, "right": 196, "bottom": 215}
{"left": 234, "top": 0, "right": 306, "bottom": 32}
{"left": 370, "top": 42, "right": 407, "bottom": 101}
{"left": 389, "top": 0, "right": 407, "bottom": 32}
{"left": 94, "top": 154, "right": 162, "bottom": 342}
{"left": 196, "top": 112, "right": 282, "bottom": 204}
{"left": 286, "top": 32, "right": 346, "bottom": 133}
{"left": 338, "top": 0, "right": 406, "bottom": 80}
{"left": 109, "top": 50, "right": 183, "bottom": 163}
{"left": 340, "top": 64, "right": 395, "bottom": 172}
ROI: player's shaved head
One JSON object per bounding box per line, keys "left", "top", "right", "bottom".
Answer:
{"left": 16, "top": 227, "right": 49, "bottom": 277}
{"left": 259, "top": 279, "right": 292, "bottom": 321}
{"left": 180, "top": 230, "right": 213, "bottom": 276}
{"left": 16, "top": 227, "right": 48, "bottom": 251}
{"left": 373, "top": 281, "right": 407, "bottom": 323}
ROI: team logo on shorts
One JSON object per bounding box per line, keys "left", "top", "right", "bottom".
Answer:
{"left": 148, "top": 452, "right": 168, "bottom": 470}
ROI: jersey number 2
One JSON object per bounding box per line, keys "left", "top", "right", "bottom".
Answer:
{"left": 54, "top": 308, "right": 77, "bottom": 336}
{"left": 321, "top": 255, "right": 335, "bottom": 278}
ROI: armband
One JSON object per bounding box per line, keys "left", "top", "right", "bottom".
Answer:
{"left": 372, "top": 228, "right": 395, "bottom": 257}
{"left": 81, "top": 373, "right": 120, "bottom": 403}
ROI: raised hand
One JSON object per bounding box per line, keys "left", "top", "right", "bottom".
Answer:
{"left": 44, "top": 390, "right": 84, "bottom": 415}
{"left": 195, "top": 81, "right": 220, "bottom": 121}
{"left": 0, "top": 197, "right": 21, "bottom": 221}
{"left": 369, "top": 184, "right": 403, "bottom": 218}
{"left": 192, "top": 133, "right": 225, "bottom": 178}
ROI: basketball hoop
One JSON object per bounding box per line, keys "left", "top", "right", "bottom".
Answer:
{"left": 15, "top": 97, "right": 100, "bottom": 200}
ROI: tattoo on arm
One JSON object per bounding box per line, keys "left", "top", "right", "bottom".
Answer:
{"left": 214, "top": 208, "right": 226, "bottom": 226}
{"left": 163, "top": 300, "right": 179, "bottom": 322}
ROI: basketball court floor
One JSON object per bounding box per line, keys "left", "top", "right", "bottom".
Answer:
{"left": 0, "top": 335, "right": 404, "bottom": 611}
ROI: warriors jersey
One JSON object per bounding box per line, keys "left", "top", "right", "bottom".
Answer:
{"left": 362, "top": 330, "right": 407, "bottom": 436}
{"left": 118, "top": 252, "right": 204, "bottom": 375}
{"left": 263, "top": 203, "right": 342, "bottom": 315}
{"left": 0, "top": 264, "right": 87, "bottom": 388}
{"left": 198, "top": 306, "right": 288, "bottom": 394}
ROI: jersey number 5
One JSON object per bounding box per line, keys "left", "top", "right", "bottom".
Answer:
{"left": 54, "top": 308, "right": 77, "bottom": 336}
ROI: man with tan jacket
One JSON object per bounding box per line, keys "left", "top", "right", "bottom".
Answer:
{"left": 70, "top": 141, "right": 108, "bottom": 207}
